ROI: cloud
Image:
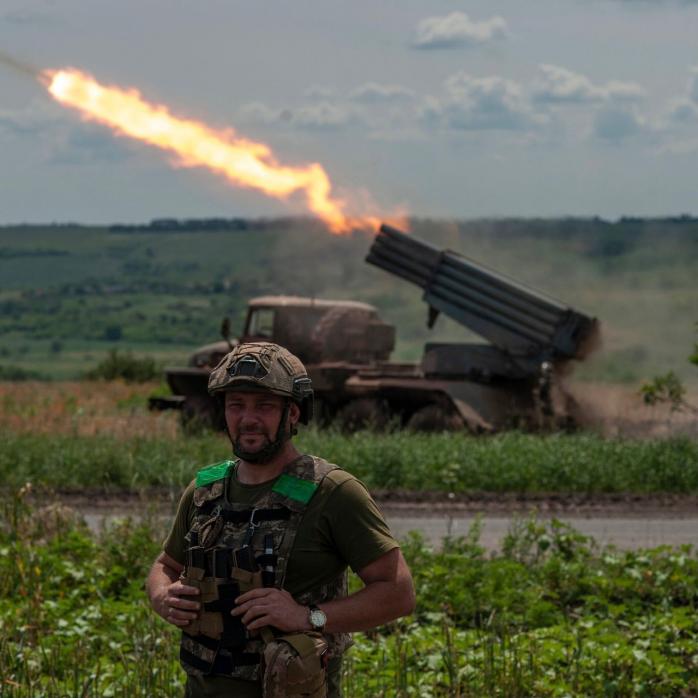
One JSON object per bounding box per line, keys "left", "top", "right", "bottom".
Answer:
{"left": 422, "top": 73, "right": 543, "bottom": 131}
{"left": 50, "top": 126, "right": 130, "bottom": 164}
{"left": 533, "top": 64, "right": 646, "bottom": 105}
{"left": 0, "top": 101, "right": 61, "bottom": 136}
{"left": 655, "top": 136, "right": 698, "bottom": 155}
{"left": 669, "top": 99, "right": 698, "bottom": 124}
{"left": 662, "top": 66, "right": 698, "bottom": 125}
{"left": 593, "top": 107, "right": 643, "bottom": 142}
{"left": 0, "top": 109, "right": 42, "bottom": 136}
{"left": 413, "top": 12, "right": 508, "bottom": 50}
{"left": 287, "top": 102, "right": 353, "bottom": 129}
{"left": 303, "top": 85, "right": 336, "bottom": 99}
{"left": 237, "top": 101, "right": 353, "bottom": 130}
{"left": 349, "top": 82, "right": 416, "bottom": 104}
{"left": 236, "top": 101, "right": 278, "bottom": 125}
{"left": 0, "top": 101, "right": 133, "bottom": 163}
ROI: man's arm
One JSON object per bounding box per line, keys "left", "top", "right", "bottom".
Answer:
{"left": 316, "top": 546, "right": 415, "bottom": 633}
{"left": 146, "top": 551, "right": 201, "bottom": 627}
{"left": 232, "top": 547, "right": 415, "bottom": 634}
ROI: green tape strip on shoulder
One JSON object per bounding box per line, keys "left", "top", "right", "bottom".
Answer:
{"left": 272, "top": 474, "right": 318, "bottom": 504}
{"left": 195, "top": 460, "right": 234, "bottom": 487}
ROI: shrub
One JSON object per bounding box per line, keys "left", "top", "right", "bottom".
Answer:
{"left": 84, "top": 350, "right": 159, "bottom": 383}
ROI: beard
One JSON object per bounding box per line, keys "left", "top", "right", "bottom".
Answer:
{"left": 227, "top": 401, "right": 291, "bottom": 465}
{"left": 232, "top": 428, "right": 285, "bottom": 464}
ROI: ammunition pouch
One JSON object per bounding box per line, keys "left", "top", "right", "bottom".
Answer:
{"left": 262, "top": 632, "right": 328, "bottom": 698}
{"left": 180, "top": 546, "right": 253, "bottom": 674}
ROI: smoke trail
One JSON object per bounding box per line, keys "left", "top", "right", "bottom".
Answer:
{"left": 0, "top": 50, "right": 40, "bottom": 80}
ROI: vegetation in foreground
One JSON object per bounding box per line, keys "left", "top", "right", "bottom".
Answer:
{"left": 2, "top": 491, "right": 698, "bottom": 697}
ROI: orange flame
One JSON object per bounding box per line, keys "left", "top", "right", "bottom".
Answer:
{"left": 43, "top": 68, "right": 370, "bottom": 234}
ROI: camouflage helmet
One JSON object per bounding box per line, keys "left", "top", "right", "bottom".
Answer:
{"left": 208, "top": 342, "right": 313, "bottom": 424}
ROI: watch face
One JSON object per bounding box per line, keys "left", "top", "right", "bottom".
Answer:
{"left": 310, "top": 608, "right": 326, "bottom": 629}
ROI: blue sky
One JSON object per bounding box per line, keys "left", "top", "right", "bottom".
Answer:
{"left": 1, "top": 0, "right": 698, "bottom": 224}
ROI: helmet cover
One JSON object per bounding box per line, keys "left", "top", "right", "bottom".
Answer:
{"left": 208, "top": 342, "right": 313, "bottom": 424}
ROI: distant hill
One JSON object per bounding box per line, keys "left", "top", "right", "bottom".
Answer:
{"left": 0, "top": 216, "right": 696, "bottom": 386}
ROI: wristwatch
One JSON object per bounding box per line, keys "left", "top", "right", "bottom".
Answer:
{"left": 308, "top": 604, "right": 327, "bottom": 631}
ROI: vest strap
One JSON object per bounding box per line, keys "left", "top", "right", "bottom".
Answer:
{"left": 180, "top": 645, "right": 260, "bottom": 675}
{"left": 197, "top": 503, "right": 292, "bottom": 523}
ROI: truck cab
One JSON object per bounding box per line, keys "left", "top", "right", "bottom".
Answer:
{"left": 150, "top": 295, "right": 396, "bottom": 431}
{"left": 241, "top": 296, "right": 394, "bottom": 365}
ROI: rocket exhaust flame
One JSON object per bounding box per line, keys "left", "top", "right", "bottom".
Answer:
{"left": 42, "top": 67, "right": 373, "bottom": 233}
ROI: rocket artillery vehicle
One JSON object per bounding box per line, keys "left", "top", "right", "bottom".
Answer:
{"left": 361, "top": 223, "right": 599, "bottom": 432}
{"left": 149, "top": 224, "right": 598, "bottom": 432}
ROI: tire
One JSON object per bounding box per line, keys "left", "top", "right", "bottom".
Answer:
{"left": 406, "top": 404, "right": 465, "bottom": 433}
{"left": 335, "top": 399, "right": 389, "bottom": 432}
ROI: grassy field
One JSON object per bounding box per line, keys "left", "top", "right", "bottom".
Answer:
{"left": 1, "top": 380, "right": 697, "bottom": 495}
{"left": 3, "top": 491, "right": 698, "bottom": 696}
{"left": 1, "top": 217, "right": 697, "bottom": 386}
{"left": 3, "top": 429, "right": 698, "bottom": 495}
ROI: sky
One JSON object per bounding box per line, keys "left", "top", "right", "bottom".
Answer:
{"left": 1, "top": 0, "right": 698, "bottom": 225}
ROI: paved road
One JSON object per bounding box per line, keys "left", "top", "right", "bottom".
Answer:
{"left": 80, "top": 505, "right": 698, "bottom": 551}
{"left": 385, "top": 513, "right": 698, "bottom": 551}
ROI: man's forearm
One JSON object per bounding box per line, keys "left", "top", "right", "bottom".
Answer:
{"left": 233, "top": 549, "right": 415, "bottom": 635}
{"left": 146, "top": 557, "right": 180, "bottom": 617}
{"left": 317, "top": 576, "right": 415, "bottom": 634}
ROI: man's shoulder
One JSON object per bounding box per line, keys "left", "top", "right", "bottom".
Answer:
{"left": 304, "top": 457, "right": 376, "bottom": 510}
{"left": 323, "top": 466, "right": 356, "bottom": 489}
{"left": 304, "top": 455, "right": 356, "bottom": 490}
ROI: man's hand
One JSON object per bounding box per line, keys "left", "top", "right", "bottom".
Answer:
{"left": 232, "top": 588, "right": 310, "bottom": 633}
{"left": 158, "top": 579, "right": 201, "bottom": 627}
{"left": 147, "top": 552, "right": 201, "bottom": 628}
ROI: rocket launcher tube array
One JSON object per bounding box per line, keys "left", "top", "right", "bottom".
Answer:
{"left": 366, "top": 224, "right": 598, "bottom": 363}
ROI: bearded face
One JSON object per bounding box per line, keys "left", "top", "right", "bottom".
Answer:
{"left": 224, "top": 391, "right": 298, "bottom": 464}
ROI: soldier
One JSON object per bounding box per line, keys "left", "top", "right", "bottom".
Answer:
{"left": 146, "top": 342, "right": 415, "bottom": 697}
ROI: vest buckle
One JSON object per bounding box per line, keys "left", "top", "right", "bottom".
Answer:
{"left": 242, "top": 507, "right": 261, "bottom": 547}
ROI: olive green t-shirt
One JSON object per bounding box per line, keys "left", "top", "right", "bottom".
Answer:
{"left": 163, "top": 459, "right": 399, "bottom": 698}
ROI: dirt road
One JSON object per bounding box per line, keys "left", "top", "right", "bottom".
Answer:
{"left": 53, "top": 490, "right": 698, "bottom": 552}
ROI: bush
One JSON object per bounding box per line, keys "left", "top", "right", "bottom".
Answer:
{"left": 84, "top": 350, "right": 159, "bottom": 383}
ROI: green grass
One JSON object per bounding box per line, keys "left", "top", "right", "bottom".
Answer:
{"left": 3, "top": 493, "right": 698, "bottom": 696}
{"left": 1, "top": 429, "right": 697, "bottom": 494}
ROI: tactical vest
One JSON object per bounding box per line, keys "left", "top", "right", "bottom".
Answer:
{"left": 179, "top": 455, "right": 352, "bottom": 682}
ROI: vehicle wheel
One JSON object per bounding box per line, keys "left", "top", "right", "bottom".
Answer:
{"left": 180, "top": 396, "right": 223, "bottom": 434}
{"left": 406, "top": 405, "right": 465, "bottom": 432}
{"left": 335, "top": 399, "right": 389, "bottom": 432}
